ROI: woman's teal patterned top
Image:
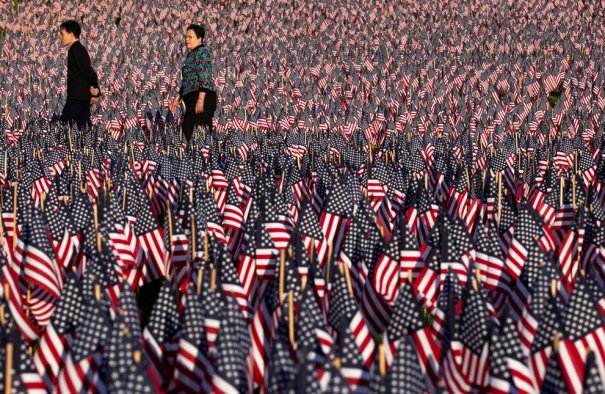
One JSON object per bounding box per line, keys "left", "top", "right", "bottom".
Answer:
{"left": 179, "top": 44, "right": 214, "bottom": 97}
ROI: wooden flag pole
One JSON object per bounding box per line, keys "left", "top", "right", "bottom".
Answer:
{"left": 122, "top": 188, "right": 127, "bottom": 210}
{"left": 5, "top": 340, "right": 13, "bottom": 394}
{"left": 342, "top": 262, "right": 353, "bottom": 295}
{"left": 571, "top": 175, "right": 576, "bottom": 209}
{"left": 288, "top": 290, "right": 295, "bottom": 347}
{"left": 197, "top": 268, "right": 203, "bottom": 296}
{"left": 191, "top": 214, "right": 196, "bottom": 263}
{"left": 325, "top": 243, "right": 333, "bottom": 288}
{"left": 93, "top": 204, "right": 101, "bottom": 252}
{"left": 40, "top": 191, "right": 46, "bottom": 212}
{"left": 94, "top": 284, "right": 101, "bottom": 302}
{"left": 496, "top": 172, "right": 502, "bottom": 229}
{"left": 279, "top": 249, "right": 286, "bottom": 305}
{"left": 378, "top": 343, "right": 386, "bottom": 377}
{"left": 12, "top": 181, "right": 17, "bottom": 252}
{"left": 560, "top": 177, "right": 565, "bottom": 207}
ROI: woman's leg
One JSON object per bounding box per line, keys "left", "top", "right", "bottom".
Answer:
{"left": 199, "top": 90, "right": 217, "bottom": 132}
{"left": 181, "top": 108, "right": 196, "bottom": 142}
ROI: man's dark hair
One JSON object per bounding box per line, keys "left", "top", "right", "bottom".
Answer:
{"left": 60, "top": 20, "right": 81, "bottom": 38}
{"left": 187, "top": 24, "right": 205, "bottom": 40}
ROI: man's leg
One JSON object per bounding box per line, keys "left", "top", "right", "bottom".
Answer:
{"left": 74, "top": 103, "right": 91, "bottom": 130}
{"left": 59, "top": 99, "right": 79, "bottom": 124}
{"left": 60, "top": 99, "right": 91, "bottom": 129}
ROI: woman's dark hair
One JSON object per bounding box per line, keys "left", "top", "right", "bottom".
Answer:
{"left": 60, "top": 20, "right": 81, "bottom": 38}
{"left": 187, "top": 24, "right": 205, "bottom": 40}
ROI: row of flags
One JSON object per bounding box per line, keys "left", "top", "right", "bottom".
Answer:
{"left": 0, "top": 109, "right": 602, "bottom": 393}
{"left": 0, "top": 0, "right": 604, "bottom": 393}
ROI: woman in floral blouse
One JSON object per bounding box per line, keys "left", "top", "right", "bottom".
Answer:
{"left": 169, "top": 24, "right": 216, "bottom": 142}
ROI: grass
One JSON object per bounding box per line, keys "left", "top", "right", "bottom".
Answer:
{"left": 548, "top": 89, "right": 561, "bottom": 107}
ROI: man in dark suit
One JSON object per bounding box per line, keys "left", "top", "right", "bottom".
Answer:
{"left": 58, "top": 20, "right": 101, "bottom": 130}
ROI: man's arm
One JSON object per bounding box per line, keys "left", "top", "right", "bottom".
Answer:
{"left": 73, "top": 43, "right": 100, "bottom": 90}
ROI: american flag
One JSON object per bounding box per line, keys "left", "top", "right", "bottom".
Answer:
{"left": 172, "top": 286, "right": 213, "bottom": 393}
{"left": 33, "top": 273, "right": 83, "bottom": 391}
{"left": 211, "top": 296, "right": 252, "bottom": 394}
{"left": 56, "top": 290, "right": 111, "bottom": 394}
{"left": 142, "top": 280, "right": 181, "bottom": 391}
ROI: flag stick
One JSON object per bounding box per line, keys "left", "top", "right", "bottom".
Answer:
{"left": 122, "top": 188, "right": 127, "bottom": 210}
{"left": 94, "top": 284, "right": 101, "bottom": 302}
{"left": 379, "top": 343, "right": 386, "bottom": 377}
{"left": 5, "top": 341, "right": 13, "bottom": 394}
{"left": 560, "top": 177, "right": 564, "bottom": 207}
{"left": 40, "top": 191, "right": 46, "bottom": 211}
{"left": 197, "top": 268, "right": 203, "bottom": 296}
{"left": 93, "top": 203, "right": 101, "bottom": 252}
{"left": 333, "top": 357, "right": 341, "bottom": 369}
{"left": 325, "top": 243, "right": 333, "bottom": 287}
{"left": 12, "top": 181, "right": 17, "bottom": 252}
{"left": 279, "top": 170, "right": 285, "bottom": 194}
{"left": 191, "top": 214, "right": 196, "bottom": 263}
{"left": 278, "top": 249, "right": 285, "bottom": 305}
{"left": 496, "top": 172, "right": 502, "bottom": 228}
{"left": 288, "top": 290, "right": 294, "bottom": 346}
{"left": 571, "top": 175, "right": 576, "bottom": 209}
{"left": 342, "top": 261, "right": 353, "bottom": 295}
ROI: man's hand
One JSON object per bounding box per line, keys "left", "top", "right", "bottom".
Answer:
{"left": 90, "top": 96, "right": 100, "bottom": 105}
{"left": 195, "top": 99, "right": 204, "bottom": 114}
{"left": 90, "top": 86, "right": 100, "bottom": 97}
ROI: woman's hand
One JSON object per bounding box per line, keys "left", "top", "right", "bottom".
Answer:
{"left": 195, "top": 99, "right": 204, "bottom": 114}
{"left": 169, "top": 97, "right": 180, "bottom": 113}
{"left": 90, "top": 86, "right": 100, "bottom": 104}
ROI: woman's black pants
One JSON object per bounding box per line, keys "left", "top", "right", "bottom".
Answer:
{"left": 182, "top": 90, "right": 217, "bottom": 142}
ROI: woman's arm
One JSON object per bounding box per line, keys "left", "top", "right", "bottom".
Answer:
{"left": 196, "top": 47, "right": 214, "bottom": 91}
